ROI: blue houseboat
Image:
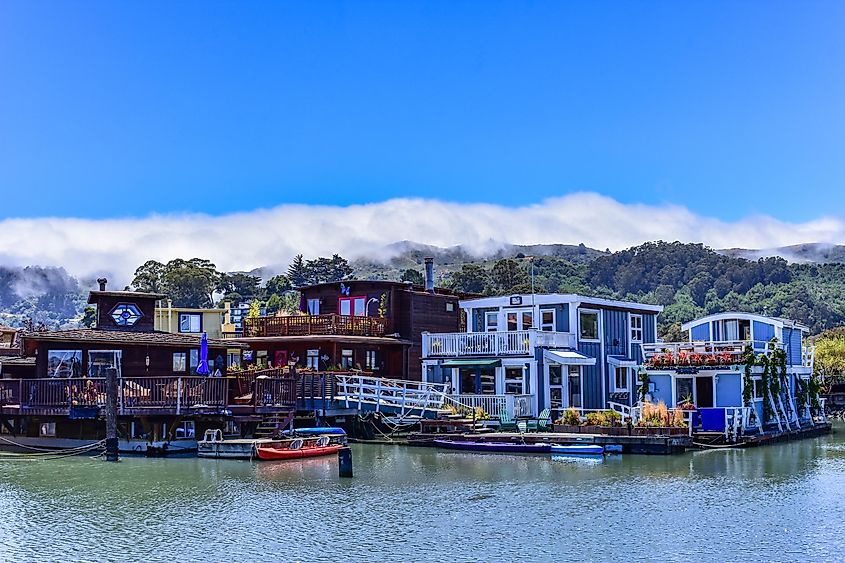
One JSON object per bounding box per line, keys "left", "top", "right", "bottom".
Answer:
{"left": 421, "top": 293, "right": 662, "bottom": 419}
{"left": 640, "top": 312, "right": 826, "bottom": 437}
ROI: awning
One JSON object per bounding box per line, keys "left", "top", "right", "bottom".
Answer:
{"left": 607, "top": 356, "right": 639, "bottom": 368}
{"left": 440, "top": 359, "right": 502, "bottom": 368}
{"left": 544, "top": 350, "right": 596, "bottom": 366}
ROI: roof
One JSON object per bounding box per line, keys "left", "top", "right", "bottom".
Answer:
{"left": 298, "top": 279, "right": 464, "bottom": 297}
{"left": 681, "top": 312, "right": 810, "bottom": 333}
{"left": 543, "top": 350, "right": 597, "bottom": 365}
{"left": 460, "top": 293, "right": 663, "bottom": 314}
{"left": 88, "top": 290, "right": 166, "bottom": 304}
{"left": 21, "top": 329, "right": 246, "bottom": 354}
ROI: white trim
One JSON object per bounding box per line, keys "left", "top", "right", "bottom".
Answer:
{"left": 539, "top": 308, "right": 556, "bottom": 332}
{"left": 610, "top": 365, "right": 630, "bottom": 393}
{"left": 681, "top": 312, "right": 808, "bottom": 334}
{"left": 628, "top": 312, "right": 643, "bottom": 344}
{"left": 459, "top": 293, "right": 663, "bottom": 314}
{"left": 484, "top": 311, "right": 498, "bottom": 332}
{"left": 544, "top": 350, "right": 596, "bottom": 365}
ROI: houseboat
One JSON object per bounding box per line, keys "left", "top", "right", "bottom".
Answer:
{"left": 0, "top": 280, "right": 297, "bottom": 455}
{"left": 640, "top": 312, "right": 827, "bottom": 439}
{"left": 421, "top": 293, "right": 662, "bottom": 420}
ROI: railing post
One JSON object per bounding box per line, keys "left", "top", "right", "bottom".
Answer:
{"left": 176, "top": 377, "right": 182, "bottom": 415}
{"left": 375, "top": 378, "right": 382, "bottom": 413}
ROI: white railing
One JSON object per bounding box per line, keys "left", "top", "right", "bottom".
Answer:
{"left": 607, "top": 401, "right": 633, "bottom": 422}
{"left": 724, "top": 406, "right": 751, "bottom": 442}
{"left": 443, "top": 393, "right": 534, "bottom": 419}
{"left": 422, "top": 330, "right": 574, "bottom": 358}
{"left": 334, "top": 375, "right": 448, "bottom": 418}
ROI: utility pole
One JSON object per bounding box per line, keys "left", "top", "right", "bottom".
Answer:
{"left": 104, "top": 366, "right": 119, "bottom": 461}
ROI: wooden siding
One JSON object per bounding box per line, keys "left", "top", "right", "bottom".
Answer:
{"left": 407, "top": 292, "right": 462, "bottom": 381}
{"left": 94, "top": 294, "right": 158, "bottom": 332}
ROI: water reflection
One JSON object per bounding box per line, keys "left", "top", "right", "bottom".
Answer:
{"left": 0, "top": 428, "right": 844, "bottom": 561}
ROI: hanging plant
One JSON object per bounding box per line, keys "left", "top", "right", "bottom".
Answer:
{"left": 742, "top": 344, "right": 755, "bottom": 407}
{"left": 638, "top": 369, "right": 649, "bottom": 403}
{"left": 759, "top": 354, "right": 772, "bottom": 421}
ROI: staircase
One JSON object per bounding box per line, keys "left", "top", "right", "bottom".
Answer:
{"left": 253, "top": 411, "right": 294, "bottom": 439}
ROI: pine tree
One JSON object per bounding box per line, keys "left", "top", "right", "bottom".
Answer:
{"left": 287, "top": 254, "right": 307, "bottom": 288}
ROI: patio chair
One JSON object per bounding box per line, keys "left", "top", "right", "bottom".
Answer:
{"left": 527, "top": 408, "right": 552, "bottom": 432}
{"left": 498, "top": 410, "right": 518, "bottom": 432}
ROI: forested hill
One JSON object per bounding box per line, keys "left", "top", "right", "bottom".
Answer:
{"left": 3, "top": 241, "right": 845, "bottom": 337}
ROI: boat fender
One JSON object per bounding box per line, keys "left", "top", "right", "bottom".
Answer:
{"left": 289, "top": 438, "right": 304, "bottom": 450}
{"left": 316, "top": 436, "right": 330, "bottom": 447}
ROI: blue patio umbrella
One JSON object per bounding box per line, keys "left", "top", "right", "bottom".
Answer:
{"left": 196, "top": 332, "right": 210, "bottom": 375}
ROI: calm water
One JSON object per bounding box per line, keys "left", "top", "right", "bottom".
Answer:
{"left": 2, "top": 428, "right": 845, "bottom": 563}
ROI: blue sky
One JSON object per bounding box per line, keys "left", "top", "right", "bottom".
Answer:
{"left": 1, "top": 1, "right": 844, "bottom": 223}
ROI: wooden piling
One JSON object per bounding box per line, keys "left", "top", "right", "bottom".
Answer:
{"left": 105, "top": 367, "right": 119, "bottom": 462}
{"left": 338, "top": 446, "right": 353, "bottom": 477}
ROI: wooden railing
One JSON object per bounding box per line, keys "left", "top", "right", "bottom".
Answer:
{"left": 243, "top": 314, "right": 388, "bottom": 338}
{"left": 0, "top": 375, "right": 296, "bottom": 413}
{"left": 422, "top": 330, "right": 574, "bottom": 358}
{"left": 444, "top": 393, "right": 534, "bottom": 418}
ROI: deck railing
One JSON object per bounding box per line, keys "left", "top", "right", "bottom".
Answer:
{"left": 0, "top": 375, "right": 296, "bottom": 413}
{"left": 422, "top": 330, "right": 574, "bottom": 358}
{"left": 243, "top": 314, "right": 388, "bottom": 338}
{"left": 443, "top": 393, "right": 534, "bottom": 419}
{"left": 640, "top": 340, "right": 795, "bottom": 368}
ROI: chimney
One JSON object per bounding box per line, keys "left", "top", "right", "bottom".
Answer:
{"left": 97, "top": 278, "right": 108, "bottom": 291}
{"left": 424, "top": 257, "right": 434, "bottom": 293}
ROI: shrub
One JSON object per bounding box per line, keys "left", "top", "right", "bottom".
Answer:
{"left": 603, "top": 409, "right": 622, "bottom": 426}
{"left": 559, "top": 407, "right": 581, "bottom": 426}
{"left": 585, "top": 411, "right": 606, "bottom": 426}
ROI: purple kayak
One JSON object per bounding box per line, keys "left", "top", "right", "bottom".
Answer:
{"left": 432, "top": 439, "right": 551, "bottom": 454}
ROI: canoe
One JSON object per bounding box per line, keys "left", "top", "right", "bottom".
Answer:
{"left": 550, "top": 444, "right": 604, "bottom": 455}
{"left": 432, "top": 440, "right": 551, "bottom": 454}
{"left": 255, "top": 443, "right": 342, "bottom": 461}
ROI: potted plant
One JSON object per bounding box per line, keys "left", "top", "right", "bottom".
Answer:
{"left": 553, "top": 407, "right": 582, "bottom": 433}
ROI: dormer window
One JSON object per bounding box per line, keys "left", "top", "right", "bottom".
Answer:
{"left": 111, "top": 303, "right": 142, "bottom": 327}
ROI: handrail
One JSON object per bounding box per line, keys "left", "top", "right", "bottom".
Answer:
{"left": 422, "top": 330, "right": 574, "bottom": 358}
{"left": 243, "top": 314, "right": 388, "bottom": 338}
{"left": 642, "top": 340, "right": 787, "bottom": 368}
{"left": 334, "top": 374, "right": 448, "bottom": 418}
{"left": 444, "top": 394, "right": 534, "bottom": 418}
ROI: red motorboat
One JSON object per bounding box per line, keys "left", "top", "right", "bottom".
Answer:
{"left": 254, "top": 438, "right": 342, "bottom": 461}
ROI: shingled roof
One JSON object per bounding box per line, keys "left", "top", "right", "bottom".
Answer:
{"left": 22, "top": 328, "right": 245, "bottom": 355}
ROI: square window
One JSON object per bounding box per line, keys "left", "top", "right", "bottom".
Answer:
{"left": 484, "top": 312, "right": 498, "bottom": 332}
{"left": 540, "top": 310, "right": 555, "bottom": 332}
{"left": 341, "top": 349, "right": 353, "bottom": 369}
{"left": 173, "top": 352, "right": 187, "bottom": 372}
{"left": 630, "top": 314, "right": 643, "bottom": 343}
{"left": 579, "top": 310, "right": 599, "bottom": 341}
{"left": 179, "top": 313, "right": 202, "bottom": 333}
{"left": 40, "top": 422, "right": 56, "bottom": 437}
{"left": 307, "top": 349, "right": 320, "bottom": 370}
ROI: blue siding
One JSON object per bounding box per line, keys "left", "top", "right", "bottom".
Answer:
{"left": 649, "top": 374, "right": 673, "bottom": 405}
{"left": 632, "top": 313, "right": 657, "bottom": 364}
{"left": 715, "top": 373, "right": 742, "bottom": 407}
{"left": 577, "top": 341, "right": 603, "bottom": 409}
{"left": 471, "top": 308, "right": 497, "bottom": 332}
{"left": 602, "top": 310, "right": 628, "bottom": 357}
{"left": 783, "top": 327, "right": 803, "bottom": 366}
{"left": 690, "top": 323, "right": 710, "bottom": 341}
{"left": 753, "top": 321, "right": 775, "bottom": 343}
{"left": 539, "top": 304, "right": 569, "bottom": 332}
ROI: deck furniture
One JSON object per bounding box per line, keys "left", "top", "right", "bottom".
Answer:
{"left": 527, "top": 408, "right": 552, "bottom": 432}
{"left": 498, "top": 411, "right": 518, "bottom": 432}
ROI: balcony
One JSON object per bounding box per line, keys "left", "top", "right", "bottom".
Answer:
{"left": 241, "top": 314, "right": 388, "bottom": 338}
{"left": 422, "top": 330, "right": 575, "bottom": 358}
{"left": 641, "top": 340, "right": 815, "bottom": 370}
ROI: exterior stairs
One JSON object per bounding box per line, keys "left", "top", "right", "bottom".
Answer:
{"left": 253, "top": 411, "right": 294, "bottom": 439}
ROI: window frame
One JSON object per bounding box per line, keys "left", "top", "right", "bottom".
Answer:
{"left": 307, "top": 298, "right": 320, "bottom": 315}
{"left": 306, "top": 349, "right": 320, "bottom": 370}
{"left": 338, "top": 296, "right": 367, "bottom": 317}
{"left": 340, "top": 349, "right": 354, "bottom": 369}
{"left": 47, "top": 349, "right": 83, "bottom": 378}
{"left": 178, "top": 312, "right": 203, "bottom": 334}
{"left": 484, "top": 311, "right": 498, "bottom": 332}
{"left": 365, "top": 350, "right": 377, "bottom": 370}
{"left": 613, "top": 366, "right": 629, "bottom": 392}
{"left": 578, "top": 309, "right": 600, "bottom": 342}
{"left": 629, "top": 313, "right": 643, "bottom": 343}
{"left": 540, "top": 309, "right": 556, "bottom": 332}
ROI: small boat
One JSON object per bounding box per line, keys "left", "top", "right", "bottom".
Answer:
{"left": 550, "top": 444, "right": 604, "bottom": 455}
{"left": 287, "top": 427, "right": 346, "bottom": 437}
{"left": 255, "top": 438, "right": 343, "bottom": 461}
{"left": 432, "top": 440, "right": 551, "bottom": 454}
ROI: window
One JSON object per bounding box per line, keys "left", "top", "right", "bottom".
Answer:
{"left": 484, "top": 312, "right": 498, "bottom": 332}
{"left": 307, "top": 349, "right": 320, "bottom": 370}
{"left": 227, "top": 352, "right": 241, "bottom": 370}
{"left": 568, "top": 366, "right": 582, "bottom": 408}
{"left": 504, "top": 367, "right": 524, "bottom": 394}
{"left": 365, "top": 350, "right": 377, "bottom": 370}
{"left": 39, "top": 422, "right": 56, "bottom": 437}
{"left": 579, "top": 310, "right": 599, "bottom": 341}
{"left": 88, "top": 350, "right": 122, "bottom": 378}
{"left": 507, "top": 310, "right": 533, "bottom": 331}
{"left": 540, "top": 310, "right": 555, "bottom": 332}
{"left": 307, "top": 299, "right": 320, "bottom": 315}
{"left": 110, "top": 303, "right": 142, "bottom": 327}
{"left": 676, "top": 377, "right": 694, "bottom": 405}
{"left": 179, "top": 313, "right": 202, "bottom": 333}
{"left": 47, "top": 350, "right": 82, "bottom": 378}
{"left": 753, "top": 378, "right": 764, "bottom": 400}
{"left": 548, "top": 365, "right": 564, "bottom": 415}
{"left": 522, "top": 312, "right": 533, "bottom": 330}
{"left": 175, "top": 420, "right": 196, "bottom": 439}
{"left": 341, "top": 349, "right": 353, "bottom": 369}
{"left": 339, "top": 296, "right": 366, "bottom": 317}
{"left": 446, "top": 302, "right": 455, "bottom": 312}
{"left": 630, "top": 314, "right": 643, "bottom": 343}
{"left": 173, "top": 352, "right": 187, "bottom": 372}
{"left": 614, "top": 367, "right": 628, "bottom": 392}
{"left": 189, "top": 349, "right": 199, "bottom": 374}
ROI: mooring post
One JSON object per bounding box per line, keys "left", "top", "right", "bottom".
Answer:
{"left": 105, "top": 366, "right": 119, "bottom": 462}
{"left": 338, "top": 446, "right": 353, "bottom": 478}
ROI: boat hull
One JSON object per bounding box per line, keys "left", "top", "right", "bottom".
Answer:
{"left": 432, "top": 440, "right": 551, "bottom": 454}
{"left": 550, "top": 444, "right": 604, "bottom": 455}
{"left": 255, "top": 444, "right": 343, "bottom": 461}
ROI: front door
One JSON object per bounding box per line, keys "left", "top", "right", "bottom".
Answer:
{"left": 695, "top": 376, "right": 714, "bottom": 408}
{"left": 274, "top": 350, "right": 288, "bottom": 368}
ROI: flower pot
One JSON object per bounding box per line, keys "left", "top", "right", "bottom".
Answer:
{"left": 552, "top": 424, "right": 580, "bottom": 434}
{"left": 580, "top": 425, "right": 602, "bottom": 435}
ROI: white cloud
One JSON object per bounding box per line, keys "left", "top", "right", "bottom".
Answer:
{"left": 1, "top": 192, "right": 843, "bottom": 286}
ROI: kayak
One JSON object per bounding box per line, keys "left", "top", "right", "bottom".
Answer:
{"left": 432, "top": 440, "right": 551, "bottom": 454}
{"left": 285, "top": 427, "right": 346, "bottom": 436}
{"left": 255, "top": 443, "right": 342, "bottom": 461}
{"left": 550, "top": 444, "right": 604, "bottom": 455}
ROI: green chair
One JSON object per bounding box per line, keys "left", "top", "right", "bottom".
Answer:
{"left": 528, "top": 408, "right": 552, "bottom": 432}
{"left": 498, "top": 410, "right": 519, "bottom": 432}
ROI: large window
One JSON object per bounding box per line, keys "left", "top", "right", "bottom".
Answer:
{"left": 568, "top": 366, "right": 582, "bottom": 408}
{"left": 338, "top": 296, "right": 366, "bottom": 317}
{"left": 47, "top": 350, "right": 82, "bottom": 378}
{"left": 507, "top": 310, "right": 534, "bottom": 331}
{"left": 676, "top": 377, "right": 694, "bottom": 405}
{"left": 307, "top": 299, "right": 320, "bottom": 315}
{"left": 484, "top": 311, "right": 498, "bottom": 332}
{"left": 504, "top": 367, "right": 524, "bottom": 394}
{"left": 88, "top": 350, "right": 122, "bottom": 378}
{"left": 179, "top": 313, "right": 202, "bottom": 333}
{"left": 629, "top": 314, "right": 643, "bottom": 343}
{"left": 579, "top": 310, "right": 599, "bottom": 341}
{"left": 540, "top": 310, "right": 555, "bottom": 332}
{"left": 173, "top": 352, "right": 187, "bottom": 372}
{"left": 341, "top": 349, "right": 354, "bottom": 369}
